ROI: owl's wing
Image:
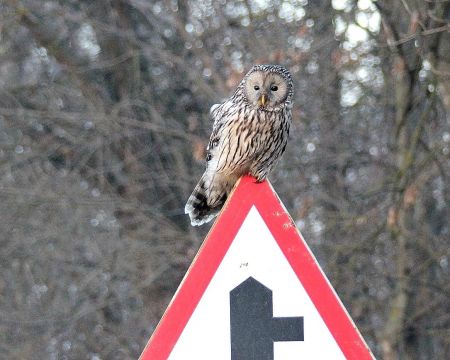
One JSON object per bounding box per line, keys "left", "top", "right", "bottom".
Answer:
{"left": 209, "top": 104, "right": 221, "bottom": 116}
{"left": 206, "top": 103, "right": 226, "bottom": 156}
{"left": 206, "top": 101, "right": 253, "bottom": 174}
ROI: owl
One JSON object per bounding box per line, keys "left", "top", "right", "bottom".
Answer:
{"left": 185, "top": 64, "right": 293, "bottom": 226}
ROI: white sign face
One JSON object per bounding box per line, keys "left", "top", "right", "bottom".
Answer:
{"left": 169, "top": 206, "right": 345, "bottom": 359}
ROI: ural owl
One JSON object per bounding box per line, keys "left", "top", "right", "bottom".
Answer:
{"left": 185, "top": 64, "right": 293, "bottom": 226}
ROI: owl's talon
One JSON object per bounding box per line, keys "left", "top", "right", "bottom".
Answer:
{"left": 251, "top": 173, "right": 267, "bottom": 183}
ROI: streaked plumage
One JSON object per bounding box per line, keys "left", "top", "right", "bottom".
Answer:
{"left": 185, "top": 64, "right": 293, "bottom": 226}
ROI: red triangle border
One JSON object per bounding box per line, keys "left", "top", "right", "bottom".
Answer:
{"left": 140, "top": 175, "right": 374, "bottom": 359}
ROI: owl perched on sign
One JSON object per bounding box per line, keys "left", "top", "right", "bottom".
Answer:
{"left": 185, "top": 64, "right": 293, "bottom": 226}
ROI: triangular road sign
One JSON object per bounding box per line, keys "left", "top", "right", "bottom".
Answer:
{"left": 140, "top": 176, "right": 374, "bottom": 359}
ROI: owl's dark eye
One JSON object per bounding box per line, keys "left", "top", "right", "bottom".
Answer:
{"left": 254, "top": 85, "right": 260, "bottom": 91}
{"left": 270, "top": 85, "right": 278, "bottom": 91}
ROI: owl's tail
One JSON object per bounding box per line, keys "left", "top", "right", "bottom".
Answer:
{"left": 184, "top": 174, "right": 228, "bottom": 226}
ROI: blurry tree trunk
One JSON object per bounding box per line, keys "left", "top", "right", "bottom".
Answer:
{"left": 306, "top": 0, "right": 342, "bottom": 205}
{"left": 376, "top": 1, "right": 449, "bottom": 359}
{"left": 304, "top": 0, "right": 346, "bottom": 272}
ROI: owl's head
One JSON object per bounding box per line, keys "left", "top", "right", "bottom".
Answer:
{"left": 239, "top": 65, "right": 293, "bottom": 111}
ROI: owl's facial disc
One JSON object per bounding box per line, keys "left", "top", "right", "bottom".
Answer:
{"left": 244, "top": 71, "right": 289, "bottom": 110}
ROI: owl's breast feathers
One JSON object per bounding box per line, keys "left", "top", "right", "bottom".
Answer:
{"left": 206, "top": 100, "right": 290, "bottom": 178}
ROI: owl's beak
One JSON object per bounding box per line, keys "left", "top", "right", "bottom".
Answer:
{"left": 258, "top": 94, "right": 267, "bottom": 107}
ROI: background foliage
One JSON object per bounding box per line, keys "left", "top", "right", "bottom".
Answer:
{"left": 0, "top": 0, "right": 448, "bottom": 359}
